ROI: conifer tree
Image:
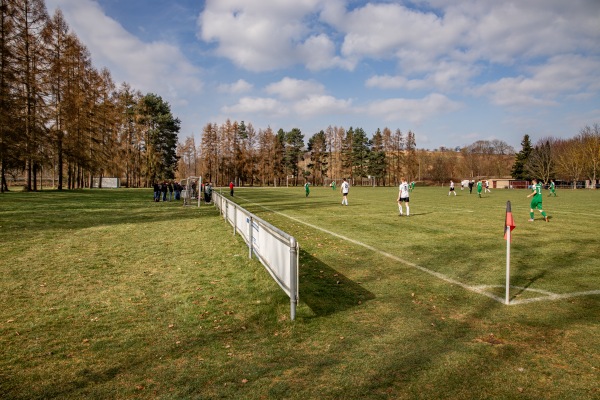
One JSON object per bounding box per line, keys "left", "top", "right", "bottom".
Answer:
{"left": 511, "top": 134, "right": 533, "bottom": 180}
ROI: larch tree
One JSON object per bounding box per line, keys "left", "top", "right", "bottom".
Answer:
{"left": 256, "top": 126, "right": 273, "bottom": 186}
{"left": 43, "top": 8, "right": 70, "bottom": 189}
{"left": 0, "top": 0, "right": 19, "bottom": 192}
{"left": 405, "top": 130, "right": 417, "bottom": 181}
{"left": 12, "top": 0, "right": 49, "bottom": 190}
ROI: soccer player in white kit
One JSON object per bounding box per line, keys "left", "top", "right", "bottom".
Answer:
{"left": 397, "top": 177, "right": 410, "bottom": 216}
{"left": 341, "top": 178, "right": 349, "bottom": 205}
{"left": 448, "top": 180, "right": 456, "bottom": 196}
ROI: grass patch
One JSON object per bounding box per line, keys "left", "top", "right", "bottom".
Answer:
{"left": 0, "top": 187, "right": 598, "bottom": 399}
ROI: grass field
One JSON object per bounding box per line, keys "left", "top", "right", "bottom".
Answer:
{"left": 0, "top": 187, "right": 598, "bottom": 399}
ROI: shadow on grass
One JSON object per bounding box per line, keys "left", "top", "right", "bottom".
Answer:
{"left": 299, "top": 250, "right": 375, "bottom": 317}
{"left": 510, "top": 271, "right": 547, "bottom": 300}
{"left": 0, "top": 189, "right": 215, "bottom": 238}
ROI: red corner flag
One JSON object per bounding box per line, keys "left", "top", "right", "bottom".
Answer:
{"left": 504, "top": 201, "right": 516, "bottom": 241}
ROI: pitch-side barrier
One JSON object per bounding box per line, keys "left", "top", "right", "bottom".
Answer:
{"left": 212, "top": 192, "right": 299, "bottom": 320}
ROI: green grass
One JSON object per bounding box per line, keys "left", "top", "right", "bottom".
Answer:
{"left": 0, "top": 187, "right": 598, "bottom": 399}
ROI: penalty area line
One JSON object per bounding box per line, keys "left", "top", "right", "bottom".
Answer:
{"left": 238, "top": 196, "right": 510, "bottom": 304}
{"left": 237, "top": 196, "right": 600, "bottom": 306}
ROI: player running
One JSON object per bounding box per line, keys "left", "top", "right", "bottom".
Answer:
{"left": 548, "top": 179, "right": 557, "bottom": 197}
{"left": 448, "top": 180, "right": 456, "bottom": 196}
{"left": 397, "top": 177, "right": 410, "bottom": 216}
{"left": 527, "top": 178, "right": 549, "bottom": 222}
{"left": 477, "top": 180, "right": 483, "bottom": 198}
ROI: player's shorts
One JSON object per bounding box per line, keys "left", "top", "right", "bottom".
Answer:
{"left": 450, "top": 187, "right": 455, "bottom": 191}
{"left": 530, "top": 197, "right": 543, "bottom": 210}
{"left": 399, "top": 197, "right": 409, "bottom": 203}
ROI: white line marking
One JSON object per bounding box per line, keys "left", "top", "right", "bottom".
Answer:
{"left": 237, "top": 196, "right": 600, "bottom": 305}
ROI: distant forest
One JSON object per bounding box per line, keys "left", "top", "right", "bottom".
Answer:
{"left": 177, "top": 121, "right": 599, "bottom": 187}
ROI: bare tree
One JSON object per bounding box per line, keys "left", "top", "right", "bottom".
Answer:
{"left": 555, "top": 138, "right": 586, "bottom": 188}
{"left": 580, "top": 124, "right": 600, "bottom": 188}
{"left": 525, "top": 138, "right": 555, "bottom": 183}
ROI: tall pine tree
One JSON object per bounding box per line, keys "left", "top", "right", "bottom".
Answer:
{"left": 511, "top": 134, "right": 533, "bottom": 180}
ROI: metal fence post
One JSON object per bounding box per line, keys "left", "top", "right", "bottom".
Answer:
{"left": 290, "top": 238, "right": 298, "bottom": 321}
{"left": 248, "top": 216, "right": 253, "bottom": 259}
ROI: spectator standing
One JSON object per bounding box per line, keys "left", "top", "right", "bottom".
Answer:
{"left": 161, "top": 181, "right": 168, "bottom": 201}
{"left": 153, "top": 182, "right": 160, "bottom": 202}
{"left": 168, "top": 181, "right": 174, "bottom": 201}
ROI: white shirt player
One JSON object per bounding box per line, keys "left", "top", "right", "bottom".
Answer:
{"left": 399, "top": 182, "right": 409, "bottom": 199}
{"left": 341, "top": 181, "right": 349, "bottom": 194}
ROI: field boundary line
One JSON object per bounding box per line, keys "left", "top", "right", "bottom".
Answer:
{"left": 238, "top": 196, "right": 600, "bottom": 306}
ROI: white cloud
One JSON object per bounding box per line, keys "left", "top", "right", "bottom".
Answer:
{"left": 221, "top": 97, "right": 287, "bottom": 116}
{"left": 46, "top": 0, "right": 203, "bottom": 100}
{"left": 198, "top": 0, "right": 338, "bottom": 72}
{"left": 218, "top": 79, "right": 254, "bottom": 94}
{"left": 293, "top": 95, "right": 353, "bottom": 116}
{"left": 366, "top": 61, "right": 477, "bottom": 92}
{"left": 265, "top": 77, "right": 325, "bottom": 100}
{"left": 473, "top": 55, "right": 600, "bottom": 107}
{"left": 366, "top": 94, "right": 463, "bottom": 124}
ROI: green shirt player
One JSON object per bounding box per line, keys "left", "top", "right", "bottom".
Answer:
{"left": 304, "top": 182, "right": 310, "bottom": 197}
{"left": 527, "top": 179, "right": 549, "bottom": 222}
{"left": 476, "top": 180, "right": 482, "bottom": 197}
{"left": 548, "top": 180, "right": 557, "bottom": 197}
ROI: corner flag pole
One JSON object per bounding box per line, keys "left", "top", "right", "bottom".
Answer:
{"left": 504, "top": 201, "right": 515, "bottom": 305}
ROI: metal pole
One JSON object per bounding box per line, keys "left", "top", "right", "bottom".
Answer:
{"left": 505, "top": 228, "right": 511, "bottom": 305}
{"left": 233, "top": 202, "right": 237, "bottom": 236}
{"left": 248, "top": 216, "right": 253, "bottom": 259}
{"left": 290, "top": 238, "right": 298, "bottom": 321}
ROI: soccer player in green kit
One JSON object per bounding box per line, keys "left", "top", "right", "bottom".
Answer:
{"left": 527, "top": 179, "right": 549, "bottom": 222}
{"left": 548, "top": 179, "right": 557, "bottom": 197}
{"left": 476, "top": 180, "right": 482, "bottom": 197}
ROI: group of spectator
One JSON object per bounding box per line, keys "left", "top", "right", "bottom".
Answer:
{"left": 153, "top": 181, "right": 183, "bottom": 202}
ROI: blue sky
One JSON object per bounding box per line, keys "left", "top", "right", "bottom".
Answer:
{"left": 45, "top": 0, "right": 600, "bottom": 150}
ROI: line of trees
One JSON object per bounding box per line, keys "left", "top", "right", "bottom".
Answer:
{"left": 177, "top": 120, "right": 518, "bottom": 186}
{"left": 0, "top": 0, "right": 179, "bottom": 192}
{"left": 179, "top": 119, "right": 599, "bottom": 188}
{"left": 176, "top": 121, "right": 420, "bottom": 186}
{"left": 512, "top": 124, "right": 600, "bottom": 187}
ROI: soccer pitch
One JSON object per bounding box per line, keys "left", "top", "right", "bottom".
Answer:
{"left": 1, "top": 188, "right": 598, "bottom": 398}
{"left": 232, "top": 185, "right": 600, "bottom": 306}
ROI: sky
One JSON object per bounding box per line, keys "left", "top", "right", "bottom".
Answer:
{"left": 44, "top": 0, "right": 600, "bottom": 150}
